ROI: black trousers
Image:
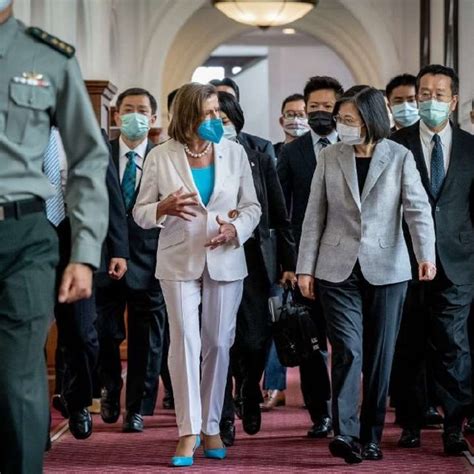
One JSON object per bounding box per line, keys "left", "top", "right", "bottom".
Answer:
{"left": 395, "top": 264, "right": 472, "bottom": 432}
{"left": 0, "top": 213, "right": 58, "bottom": 474}
{"left": 295, "top": 287, "right": 331, "bottom": 423}
{"left": 318, "top": 263, "right": 407, "bottom": 444}
{"left": 54, "top": 219, "right": 99, "bottom": 412}
{"left": 95, "top": 281, "right": 166, "bottom": 413}
{"left": 221, "top": 239, "right": 272, "bottom": 421}
{"left": 391, "top": 282, "right": 437, "bottom": 421}
{"left": 140, "top": 315, "right": 173, "bottom": 415}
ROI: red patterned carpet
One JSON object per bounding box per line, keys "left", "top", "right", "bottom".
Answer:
{"left": 45, "top": 368, "right": 473, "bottom": 473}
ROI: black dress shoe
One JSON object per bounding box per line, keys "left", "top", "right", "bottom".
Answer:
{"left": 329, "top": 435, "right": 363, "bottom": 464}
{"left": 100, "top": 388, "right": 120, "bottom": 424}
{"left": 464, "top": 416, "right": 474, "bottom": 434}
{"left": 69, "top": 408, "right": 93, "bottom": 440}
{"left": 241, "top": 400, "right": 261, "bottom": 435}
{"left": 220, "top": 418, "right": 236, "bottom": 447}
{"left": 443, "top": 431, "right": 468, "bottom": 455}
{"left": 423, "top": 406, "right": 444, "bottom": 427}
{"left": 362, "top": 442, "right": 383, "bottom": 460}
{"left": 52, "top": 394, "right": 69, "bottom": 419}
{"left": 122, "top": 412, "right": 144, "bottom": 433}
{"left": 398, "top": 428, "right": 421, "bottom": 448}
{"left": 307, "top": 416, "right": 332, "bottom": 438}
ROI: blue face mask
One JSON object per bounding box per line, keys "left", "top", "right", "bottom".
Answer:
{"left": 197, "top": 118, "right": 224, "bottom": 143}
{"left": 391, "top": 102, "right": 419, "bottom": 128}
{"left": 120, "top": 113, "right": 150, "bottom": 140}
{"left": 419, "top": 99, "right": 451, "bottom": 128}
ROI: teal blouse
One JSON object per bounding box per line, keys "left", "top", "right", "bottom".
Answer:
{"left": 191, "top": 165, "right": 215, "bottom": 206}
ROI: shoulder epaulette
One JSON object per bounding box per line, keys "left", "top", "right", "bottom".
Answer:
{"left": 26, "top": 27, "right": 75, "bottom": 58}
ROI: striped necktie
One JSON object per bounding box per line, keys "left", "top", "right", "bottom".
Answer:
{"left": 318, "top": 137, "right": 331, "bottom": 148}
{"left": 430, "top": 134, "right": 445, "bottom": 199}
{"left": 121, "top": 151, "right": 137, "bottom": 209}
{"left": 43, "top": 131, "right": 66, "bottom": 226}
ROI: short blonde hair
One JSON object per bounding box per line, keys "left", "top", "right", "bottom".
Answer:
{"left": 168, "top": 83, "right": 217, "bottom": 144}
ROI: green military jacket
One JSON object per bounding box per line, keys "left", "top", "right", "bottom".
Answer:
{"left": 0, "top": 15, "right": 109, "bottom": 268}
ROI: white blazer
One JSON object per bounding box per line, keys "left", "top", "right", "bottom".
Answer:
{"left": 133, "top": 138, "right": 261, "bottom": 282}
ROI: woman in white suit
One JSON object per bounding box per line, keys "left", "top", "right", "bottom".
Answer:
{"left": 297, "top": 86, "right": 437, "bottom": 464}
{"left": 133, "top": 83, "right": 261, "bottom": 467}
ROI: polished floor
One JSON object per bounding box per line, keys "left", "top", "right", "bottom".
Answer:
{"left": 44, "top": 368, "right": 473, "bottom": 473}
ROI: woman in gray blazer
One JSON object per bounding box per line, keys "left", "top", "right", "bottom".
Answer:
{"left": 133, "top": 83, "right": 261, "bottom": 467}
{"left": 297, "top": 86, "right": 436, "bottom": 464}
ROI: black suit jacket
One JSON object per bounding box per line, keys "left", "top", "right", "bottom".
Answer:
{"left": 276, "top": 132, "right": 316, "bottom": 246}
{"left": 245, "top": 148, "right": 296, "bottom": 284}
{"left": 109, "top": 138, "right": 160, "bottom": 290}
{"left": 96, "top": 131, "right": 129, "bottom": 287}
{"left": 392, "top": 122, "right": 474, "bottom": 285}
{"left": 238, "top": 131, "right": 277, "bottom": 162}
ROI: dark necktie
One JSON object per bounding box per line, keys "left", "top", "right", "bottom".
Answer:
{"left": 43, "top": 131, "right": 66, "bottom": 226}
{"left": 430, "top": 134, "right": 445, "bottom": 198}
{"left": 318, "top": 137, "right": 331, "bottom": 148}
{"left": 121, "top": 151, "right": 137, "bottom": 209}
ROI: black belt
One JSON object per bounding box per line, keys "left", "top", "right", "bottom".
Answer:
{"left": 0, "top": 198, "right": 45, "bottom": 221}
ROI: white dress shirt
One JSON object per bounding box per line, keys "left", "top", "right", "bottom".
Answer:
{"left": 119, "top": 136, "right": 147, "bottom": 188}
{"left": 310, "top": 129, "right": 338, "bottom": 159}
{"left": 419, "top": 120, "right": 452, "bottom": 176}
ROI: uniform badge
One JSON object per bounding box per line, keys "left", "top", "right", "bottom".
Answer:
{"left": 227, "top": 209, "right": 240, "bottom": 220}
{"left": 12, "top": 72, "right": 51, "bottom": 87}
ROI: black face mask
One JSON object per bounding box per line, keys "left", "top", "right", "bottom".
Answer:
{"left": 307, "top": 111, "right": 335, "bottom": 136}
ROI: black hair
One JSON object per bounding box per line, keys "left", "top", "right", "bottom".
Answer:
{"left": 416, "top": 64, "right": 459, "bottom": 95}
{"left": 333, "top": 86, "right": 390, "bottom": 144}
{"left": 116, "top": 87, "right": 157, "bottom": 115}
{"left": 385, "top": 73, "right": 417, "bottom": 99}
{"left": 281, "top": 93, "right": 305, "bottom": 113}
{"left": 303, "top": 76, "right": 344, "bottom": 104}
{"left": 217, "top": 91, "right": 245, "bottom": 134}
{"left": 167, "top": 88, "right": 179, "bottom": 113}
{"left": 210, "top": 77, "right": 240, "bottom": 101}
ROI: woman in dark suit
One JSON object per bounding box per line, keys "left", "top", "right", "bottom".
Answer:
{"left": 217, "top": 91, "right": 296, "bottom": 438}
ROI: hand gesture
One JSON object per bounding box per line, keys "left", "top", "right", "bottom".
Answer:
{"left": 418, "top": 261, "right": 437, "bottom": 281}
{"left": 108, "top": 257, "right": 128, "bottom": 280}
{"left": 157, "top": 187, "right": 199, "bottom": 221}
{"left": 58, "top": 263, "right": 93, "bottom": 303}
{"left": 298, "top": 274, "right": 315, "bottom": 300}
{"left": 205, "top": 215, "right": 237, "bottom": 249}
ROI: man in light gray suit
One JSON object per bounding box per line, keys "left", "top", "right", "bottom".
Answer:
{"left": 297, "top": 87, "right": 436, "bottom": 464}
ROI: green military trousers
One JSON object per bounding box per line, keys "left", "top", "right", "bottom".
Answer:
{"left": 0, "top": 212, "right": 58, "bottom": 474}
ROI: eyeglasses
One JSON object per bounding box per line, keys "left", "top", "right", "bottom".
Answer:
{"left": 334, "top": 115, "right": 363, "bottom": 127}
{"left": 418, "top": 92, "right": 452, "bottom": 102}
{"left": 282, "top": 111, "right": 306, "bottom": 119}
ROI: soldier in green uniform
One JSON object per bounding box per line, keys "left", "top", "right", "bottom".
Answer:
{"left": 0, "top": 2, "right": 109, "bottom": 473}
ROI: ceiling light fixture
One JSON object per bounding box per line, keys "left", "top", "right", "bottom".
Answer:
{"left": 212, "top": 0, "right": 318, "bottom": 29}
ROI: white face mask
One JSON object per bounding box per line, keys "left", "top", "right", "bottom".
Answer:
{"left": 283, "top": 117, "right": 310, "bottom": 138}
{"left": 0, "top": 0, "right": 12, "bottom": 10}
{"left": 222, "top": 123, "right": 237, "bottom": 141}
{"left": 336, "top": 122, "right": 364, "bottom": 145}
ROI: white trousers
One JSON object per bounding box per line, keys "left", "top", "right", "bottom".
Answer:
{"left": 160, "top": 268, "right": 243, "bottom": 437}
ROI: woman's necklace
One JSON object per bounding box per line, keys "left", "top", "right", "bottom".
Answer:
{"left": 184, "top": 142, "right": 211, "bottom": 158}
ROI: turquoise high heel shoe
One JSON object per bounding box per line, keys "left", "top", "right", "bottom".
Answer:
{"left": 170, "top": 435, "right": 201, "bottom": 467}
{"left": 203, "top": 446, "right": 227, "bottom": 460}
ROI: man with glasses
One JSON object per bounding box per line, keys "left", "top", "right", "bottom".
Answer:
{"left": 392, "top": 64, "right": 474, "bottom": 455}
{"left": 277, "top": 76, "right": 344, "bottom": 439}
{"left": 273, "top": 93, "right": 309, "bottom": 158}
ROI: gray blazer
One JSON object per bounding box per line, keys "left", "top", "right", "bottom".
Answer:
{"left": 296, "top": 139, "right": 436, "bottom": 285}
